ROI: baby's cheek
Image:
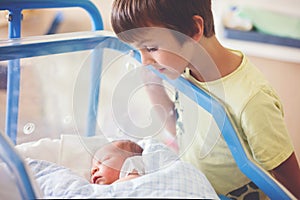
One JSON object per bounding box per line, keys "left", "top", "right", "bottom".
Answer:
{"left": 108, "top": 168, "right": 121, "bottom": 181}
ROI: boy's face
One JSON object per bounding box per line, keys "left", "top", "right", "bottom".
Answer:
{"left": 90, "top": 143, "right": 128, "bottom": 184}
{"left": 130, "top": 27, "right": 194, "bottom": 80}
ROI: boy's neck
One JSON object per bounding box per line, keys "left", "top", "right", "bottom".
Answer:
{"left": 189, "top": 35, "right": 242, "bottom": 82}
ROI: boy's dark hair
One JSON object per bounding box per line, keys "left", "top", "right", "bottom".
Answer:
{"left": 111, "top": 0, "right": 215, "bottom": 43}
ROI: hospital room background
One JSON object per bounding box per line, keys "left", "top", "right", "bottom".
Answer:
{"left": 0, "top": 0, "right": 299, "bottom": 198}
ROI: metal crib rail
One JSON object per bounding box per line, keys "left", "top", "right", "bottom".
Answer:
{"left": 0, "top": 0, "right": 103, "bottom": 144}
{"left": 0, "top": 31, "right": 294, "bottom": 199}
{"left": 0, "top": 31, "right": 136, "bottom": 199}
{"left": 0, "top": 32, "right": 114, "bottom": 61}
{"left": 0, "top": 30, "right": 138, "bottom": 141}
{"left": 0, "top": 0, "right": 103, "bottom": 38}
{"left": 0, "top": 132, "right": 39, "bottom": 199}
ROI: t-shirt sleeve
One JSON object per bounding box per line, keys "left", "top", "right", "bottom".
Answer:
{"left": 240, "top": 89, "right": 294, "bottom": 171}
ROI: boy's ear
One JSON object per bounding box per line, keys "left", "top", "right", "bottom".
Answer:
{"left": 192, "top": 15, "right": 204, "bottom": 41}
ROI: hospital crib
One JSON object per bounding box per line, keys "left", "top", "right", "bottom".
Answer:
{"left": 0, "top": 1, "right": 295, "bottom": 199}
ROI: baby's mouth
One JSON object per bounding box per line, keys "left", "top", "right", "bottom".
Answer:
{"left": 93, "top": 175, "right": 103, "bottom": 184}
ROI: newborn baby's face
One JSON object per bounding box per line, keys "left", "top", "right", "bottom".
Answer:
{"left": 90, "top": 144, "right": 127, "bottom": 184}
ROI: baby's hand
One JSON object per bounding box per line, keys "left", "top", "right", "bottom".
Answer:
{"left": 114, "top": 170, "right": 141, "bottom": 183}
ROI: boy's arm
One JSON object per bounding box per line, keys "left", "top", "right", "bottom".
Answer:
{"left": 141, "top": 69, "right": 176, "bottom": 136}
{"left": 270, "top": 152, "right": 300, "bottom": 199}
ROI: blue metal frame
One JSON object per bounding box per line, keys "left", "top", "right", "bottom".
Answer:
{"left": 0, "top": 132, "right": 38, "bottom": 199}
{"left": 0, "top": 0, "right": 103, "bottom": 144}
{"left": 0, "top": 31, "right": 294, "bottom": 199}
{"left": 0, "top": 0, "right": 103, "bottom": 32}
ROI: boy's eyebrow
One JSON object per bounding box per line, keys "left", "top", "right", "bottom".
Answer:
{"left": 134, "top": 39, "right": 152, "bottom": 48}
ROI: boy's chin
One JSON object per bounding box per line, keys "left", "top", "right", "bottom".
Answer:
{"left": 165, "top": 73, "right": 181, "bottom": 80}
{"left": 155, "top": 68, "right": 181, "bottom": 80}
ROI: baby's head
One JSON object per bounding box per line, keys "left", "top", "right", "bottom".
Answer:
{"left": 90, "top": 140, "right": 143, "bottom": 184}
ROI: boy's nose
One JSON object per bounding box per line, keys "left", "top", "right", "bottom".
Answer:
{"left": 140, "top": 51, "right": 153, "bottom": 66}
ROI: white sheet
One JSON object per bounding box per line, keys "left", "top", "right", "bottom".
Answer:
{"left": 27, "top": 158, "right": 219, "bottom": 198}
{"left": 17, "top": 135, "right": 219, "bottom": 198}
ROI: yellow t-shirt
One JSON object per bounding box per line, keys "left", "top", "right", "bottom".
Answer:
{"left": 175, "top": 50, "right": 294, "bottom": 197}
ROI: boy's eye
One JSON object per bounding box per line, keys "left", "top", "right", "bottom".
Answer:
{"left": 146, "top": 47, "right": 158, "bottom": 52}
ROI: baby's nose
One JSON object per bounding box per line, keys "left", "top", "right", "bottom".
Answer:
{"left": 91, "top": 166, "right": 99, "bottom": 175}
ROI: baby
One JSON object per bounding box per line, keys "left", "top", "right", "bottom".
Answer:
{"left": 90, "top": 139, "right": 144, "bottom": 185}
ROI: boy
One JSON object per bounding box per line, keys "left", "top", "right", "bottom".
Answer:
{"left": 110, "top": 0, "right": 300, "bottom": 199}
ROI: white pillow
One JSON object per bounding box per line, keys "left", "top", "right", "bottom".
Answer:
{"left": 58, "top": 134, "right": 109, "bottom": 179}
{"left": 16, "top": 134, "right": 110, "bottom": 180}
{"left": 15, "top": 137, "right": 61, "bottom": 163}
